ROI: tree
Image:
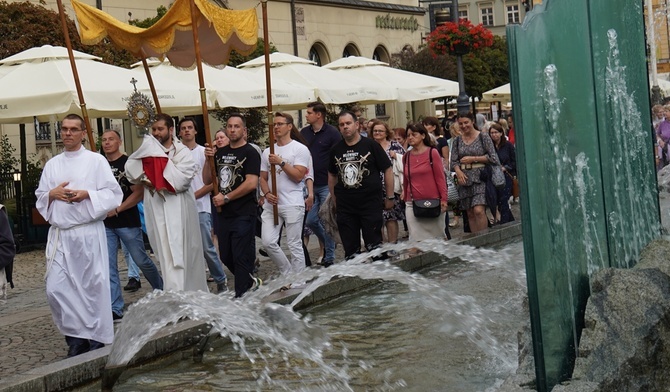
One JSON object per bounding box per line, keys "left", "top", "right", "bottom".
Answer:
{"left": 0, "top": 1, "right": 136, "bottom": 67}
{"left": 129, "top": 6, "right": 168, "bottom": 28}
{"left": 0, "top": 134, "right": 19, "bottom": 174}
{"left": 391, "top": 35, "right": 509, "bottom": 100}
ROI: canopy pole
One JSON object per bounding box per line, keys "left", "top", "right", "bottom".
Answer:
{"left": 261, "top": 0, "right": 278, "bottom": 225}
{"left": 188, "top": 0, "right": 219, "bottom": 202}
{"left": 140, "top": 50, "right": 162, "bottom": 113}
{"left": 55, "top": 0, "right": 95, "bottom": 151}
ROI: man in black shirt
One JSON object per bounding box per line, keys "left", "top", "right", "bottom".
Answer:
{"left": 102, "top": 130, "right": 163, "bottom": 320}
{"left": 328, "top": 111, "right": 394, "bottom": 258}
{"left": 204, "top": 115, "right": 261, "bottom": 298}
{"left": 300, "top": 102, "right": 340, "bottom": 266}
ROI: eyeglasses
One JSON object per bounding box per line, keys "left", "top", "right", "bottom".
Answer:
{"left": 273, "top": 122, "right": 289, "bottom": 127}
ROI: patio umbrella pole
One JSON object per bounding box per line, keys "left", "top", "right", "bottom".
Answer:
{"left": 261, "top": 0, "right": 278, "bottom": 225}
{"left": 56, "top": 0, "right": 95, "bottom": 151}
{"left": 140, "top": 50, "right": 162, "bottom": 113}
{"left": 188, "top": 0, "right": 220, "bottom": 205}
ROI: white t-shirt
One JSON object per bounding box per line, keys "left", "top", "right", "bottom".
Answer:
{"left": 261, "top": 140, "right": 311, "bottom": 206}
{"left": 188, "top": 144, "right": 211, "bottom": 214}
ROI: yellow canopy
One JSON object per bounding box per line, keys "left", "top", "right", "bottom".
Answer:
{"left": 71, "top": 0, "right": 259, "bottom": 69}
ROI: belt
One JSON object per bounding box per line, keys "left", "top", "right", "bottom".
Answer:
{"left": 460, "top": 163, "right": 486, "bottom": 170}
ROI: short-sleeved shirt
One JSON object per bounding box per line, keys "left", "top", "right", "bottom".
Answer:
{"left": 104, "top": 155, "right": 141, "bottom": 229}
{"left": 261, "top": 140, "right": 311, "bottom": 207}
{"left": 300, "top": 123, "right": 341, "bottom": 186}
{"left": 328, "top": 136, "right": 391, "bottom": 209}
{"left": 214, "top": 143, "right": 261, "bottom": 218}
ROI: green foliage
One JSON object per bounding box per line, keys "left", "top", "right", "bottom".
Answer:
{"left": 325, "top": 103, "right": 359, "bottom": 128}
{"left": 0, "top": 1, "right": 136, "bottom": 67}
{"left": 0, "top": 134, "right": 19, "bottom": 174}
{"left": 212, "top": 107, "right": 268, "bottom": 148}
{"left": 391, "top": 36, "right": 509, "bottom": 100}
{"left": 23, "top": 154, "right": 43, "bottom": 202}
{"left": 227, "top": 39, "right": 277, "bottom": 67}
{"left": 128, "top": 6, "right": 168, "bottom": 28}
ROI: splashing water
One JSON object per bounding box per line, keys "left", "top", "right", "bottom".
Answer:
{"left": 103, "top": 239, "right": 526, "bottom": 390}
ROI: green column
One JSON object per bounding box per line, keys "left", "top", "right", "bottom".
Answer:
{"left": 507, "top": 0, "right": 661, "bottom": 390}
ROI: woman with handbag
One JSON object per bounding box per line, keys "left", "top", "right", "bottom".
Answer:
{"left": 402, "top": 123, "right": 448, "bottom": 241}
{"left": 489, "top": 123, "right": 515, "bottom": 224}
{"left": 451, "top": 112, "right": 501, "bottom": 234}
{"left": 371, "top": 119, "right": 406, "bottom": 244}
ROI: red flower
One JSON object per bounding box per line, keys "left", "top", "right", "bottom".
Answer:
{"left": 426, "top": 19, "right": 494, "bottom": 56}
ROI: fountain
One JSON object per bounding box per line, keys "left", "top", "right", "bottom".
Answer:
{"left": 84, "top": 239, "right": 528, "bottom": 391}
{"left": 507, "top": 0, "right": 661, "bottom": 390}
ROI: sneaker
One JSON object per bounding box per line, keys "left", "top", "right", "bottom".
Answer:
{"left": 124, "top": 278, "right": 141, "bottom": 292}
{"left": 216, "top": 279, "right": 228, "bottom": 294}
{"left": 250, "top": 274, "right": 263, "bottom": 291}
{"left": 112, "top": 312, "right": 123, "bottom": 322}
{"left": 258, "top": 247, "right": 269, "bottom": 257}
{"left": 321, "top": 260, "right": 334, "bottom": 268}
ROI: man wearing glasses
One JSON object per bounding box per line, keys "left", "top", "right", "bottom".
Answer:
{"left": 204, "top": 114, "right": 261, "bottom": 298}
{"left": 259, "top": 113, "right": 311, "bottom": 284}
{"left": 35, "top": 113, "right": 123, "bottom": 357}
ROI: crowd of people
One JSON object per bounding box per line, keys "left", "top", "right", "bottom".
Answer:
{"left": 33, "top": 105, "right": 519, "bottom": 357}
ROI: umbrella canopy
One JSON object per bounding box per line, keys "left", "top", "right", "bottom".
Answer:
{"left": 323, "top": 56, "right": 459, "bottom": 102}
{"left": 131, "top": 59, "right": 315, "bottom": 109}
{"left": 651, "top": 78, "right": 670, "bottom": 96}
{"left": 482, "top": 83, "right": 511, "bottom": 102}
{"left": 238, "top": 52, "right": 395, "bottom": 104}
{"left": 0, "top": 56, "right": 211, "bottom": 123}
{"left": 0, "top": 44, "right": 101, "bottom": 65}
{"left": 71, "top": 0, "right": 258, "bottom": 69}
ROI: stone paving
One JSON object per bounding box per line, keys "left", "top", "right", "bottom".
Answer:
{"left": 0, "top": 204, "right": 521, "bottom": 383}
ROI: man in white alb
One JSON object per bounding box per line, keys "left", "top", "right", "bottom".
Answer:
{"left": 35, "top": 113, "right": 123, "bottom": 357}
{"left": 125, "top": 113, "right": 208, "bottom": 292}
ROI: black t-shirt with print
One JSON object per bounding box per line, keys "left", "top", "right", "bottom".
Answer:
{"left": 214, "top": 143, "right": 261, "bottom": 218}
{"left": 328, "top": 136, "right": 391, "bottom": 209}
{"left": 104, "top": 155, "right": 141, "bottom": 229}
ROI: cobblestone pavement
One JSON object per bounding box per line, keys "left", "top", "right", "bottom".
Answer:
{"left": 0, "top": 204, "right": 521, "bottom": 381}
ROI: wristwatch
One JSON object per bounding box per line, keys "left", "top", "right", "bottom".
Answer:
{"left": 386, "top": 195, "right": 395, "bottom": 200}
{"left": 280, "top": 161, "right": 286, "bottom": 168}
{"left": 223, "top": 195, "right": 230, "bottom": 204}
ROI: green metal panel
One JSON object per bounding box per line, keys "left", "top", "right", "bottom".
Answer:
{"left": 507, "top": 1, "right": 660, "bottom": 391}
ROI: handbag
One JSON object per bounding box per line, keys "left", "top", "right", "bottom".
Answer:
{"left": 446, "top": 172, "right": 459, "bottom": 204}
{"left": 510, "top": 174, "right": 520, "bottom": 198}
{"left": 477, "top": 132, "right": 505, "bottom": 189}
{"left": 406, "top": 148, "right": 442, "bottom": 218}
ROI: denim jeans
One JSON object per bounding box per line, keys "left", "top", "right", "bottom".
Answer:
{"left": 261, "top": 205, "right": 305, "bottom": 275}
{"left": 107, "top": 227, "right": 164, "bottom": 315}
{"left": 216, "top": 214, "right": 256, "bottom": 298}
{"left": 120, "top": 240, "right": 140, "bottom": 281}
{"left": 199, "top": 212, "right": 226, "bottom": 283}
{"left": 305, "top": 185, "right": 336, "bottom": 262}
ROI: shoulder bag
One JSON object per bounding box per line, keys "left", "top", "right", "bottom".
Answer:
{"left": 406, "top": 148, "right": 441, "bottom": 218}
{"left": 478, "top": 132, "right": 506, "bottom": 189}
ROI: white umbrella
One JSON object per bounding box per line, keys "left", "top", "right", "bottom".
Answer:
{"left": 323, "top": 56, "right": 459, "bottom": 102}
{"left": 238, "top": 52, "right": 395, "bottom": 104}
{"left": 0, "top": 57, "right": 210, "bottom": 123}
{"left": 0, "top": 44, "right": 101, "bottom": 65}
{"left": 131, "top": 59, "right": 315, "bottom": 109}
{"left": 482, "top": 83, "right": 511, "bottom": 102}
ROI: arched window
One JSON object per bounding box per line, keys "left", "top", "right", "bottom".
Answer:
{"left": 373, "top": 45, "right": 390, "bottom": 63}
{"left": 308, "top": 42, "right": 330, "bottom": 66}
{"left": 342, "top": 43, "right": 361, "bottom": 58}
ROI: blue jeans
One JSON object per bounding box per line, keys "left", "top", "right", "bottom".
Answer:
{"left": 305, "top": 185, "right": 336, "bottom": 262}
{"left": 199, "top": 212, "right": 226, "bottom": 283}
{"left": 216, "top": 214, "right": 256, "bottom": 298}
{"left": 107, "top": 227, "right": 164, "bottom": 315}
{"left": 120, "top": 241, "right": 140, "bottom": 281}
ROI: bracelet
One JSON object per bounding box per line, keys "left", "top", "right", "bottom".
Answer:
{"left": 115, "top": 208, "right": 119, "bottom": 216}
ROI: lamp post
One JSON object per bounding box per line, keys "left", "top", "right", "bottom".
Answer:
{"left": 452, "top": 0, "right": 470, "bottom": 114}
{"left": 13, "top": 172, "right": 21, "bottom": 236}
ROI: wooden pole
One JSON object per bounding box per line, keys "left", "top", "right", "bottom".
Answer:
{"left": 188, "top": 0, "right": 219, "bottom": 200}
{"left": 55, "top": 0, "right": 95, "bottom": 151}
{"left": 261, "top": 0, "right": 279, "bottom": 225}
{"left": 140, "top": 50, "right": 162, "bottom": 113}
